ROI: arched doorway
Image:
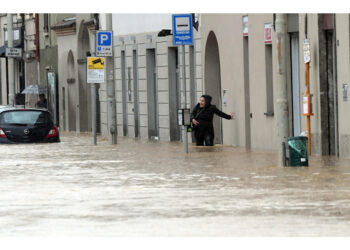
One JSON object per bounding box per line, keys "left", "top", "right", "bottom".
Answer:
{"left": 67, "top": 50, "right": 76, "bottom": 132}
{"left": 205, "top": 31, "right": 222, "bottom": 144}
{"left": 77, "top": 21, "right": 91, "bottom": 132}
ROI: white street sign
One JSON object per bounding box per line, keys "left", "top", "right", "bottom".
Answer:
{"left": 87, "top": 70, "right": 104, "bottom": 83}
{"left": 303, "top": 39, "right": 311, "bottom": 63}
{"left": 264, "top": 23, "right": 272, "bottom": 44}
{"left": 243, "top": 16, "right": 248, "bottom": 36}
{"left": 6, "top": 48, "right": 22, "bottom": 58}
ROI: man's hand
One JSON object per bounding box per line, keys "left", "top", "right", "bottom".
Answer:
{"left": 230, "top": 112, "right": 235, "bottom": 120}
{"left": 192, "top": 119, "right": 199, "bottom": 126}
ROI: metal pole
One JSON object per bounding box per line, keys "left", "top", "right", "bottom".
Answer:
{"left": 282, "top": 142, "right": 287, "bottom": 166}
{"left": 304, "top": 16, "right": 312, "bottom": 156}
{"left": 106, "top": 14, "right": 117, "bottom": 144}
{"left": 182, "top": 45, "right": 188, "bottom": 153}
{"left": 7, "top": 14, "right": 15, "bottom": 106}
{"left": 275, "top": 14, "right": 289, "bottom": 167}
{"left": 46, "top": 69, "right": 50, "bottom": 111}
{"left": 92, "top": 24, "right": 98, "bottom": 145}
{"left": 306, "top": 62, "right": 311, "bottom": 155}
{"left": 91, "top": 83, "right": 97, "bottom": 145}
{"left": 46, "top": 72, "right": 49, "bottom": 110}
{"left": 53, "top": 74, "right": 57, "bottom": 125}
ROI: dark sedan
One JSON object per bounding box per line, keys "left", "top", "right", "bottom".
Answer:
{"left": 0, "top": 107, "right": 60, "bottom": 143}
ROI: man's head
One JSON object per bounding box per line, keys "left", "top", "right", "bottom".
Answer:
{"left": 39, "top": 94, "right": 45, "bottom": 101}
{"left": 200, "top": 95, "right": 212, "bottom": 108}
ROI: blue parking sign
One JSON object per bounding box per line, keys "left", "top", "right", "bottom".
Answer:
{"left": 96, "top": 30, "right": 113, "bottom": 56}
{"left": 98, "top": 32, "right": 112, "bottom": 46}
{"left": 173, "top": 14, "right": 193, "bottom": 45}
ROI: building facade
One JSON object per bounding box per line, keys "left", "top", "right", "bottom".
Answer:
{"left": 3, "top": 13, "right": 350, "bottom": 159}
{"left": 107, "top": 14, "right": 202, "bottom": 142}
{"left": 0, "top": 14, "right": 28, "bottom": 106}
{"left": 111, "top": 29, "right": 202, "bottom": 141}
{"left": 0, "top": 13, "right": 72, "bottom": 122}
{"left": 52, "top": 14, "right": 98, "bottom": 133}
{"left": 201, "top": 13, "right": 350, "bottom": 158}
{"left": 53, "top": 13, "right": 203, "bottom": 143}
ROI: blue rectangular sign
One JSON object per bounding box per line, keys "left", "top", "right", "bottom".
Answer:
{"left": 97, "top": 31, "right": 112, "bottom": 46}
{"left": 96, "top": 30, "right": 113, "bottom": 56}
{"left": 172, "top": 14, "right": 193, "bottom": 45}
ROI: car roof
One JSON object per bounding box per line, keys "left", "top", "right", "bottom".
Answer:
{"left": 0, "top": 106, "right": 16, "bottom": 112}
{"left": 0, "top": 106, "right": 49, "bottom": 113}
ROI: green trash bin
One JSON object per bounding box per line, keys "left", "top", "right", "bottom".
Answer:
{"left": 288, "top": 136, "right": 309, "bottom": 167}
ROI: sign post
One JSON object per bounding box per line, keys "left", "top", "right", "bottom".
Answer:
{"left": 91, "top": 82, "right": 97, "bottom": 145}
{"left": 173, "top": 14, "right": 193, "bottom": 154}
{"left": 87, "top": 56, "right": 105, "bottom": 145}
{"left": 90, "top": 29, "right": 114, "bottom": 145}
{"left": 97, "top": 25, "right": 117, "bottom": 144}
{"left": 303, "top": 38, "right": 313, "bottom": 155}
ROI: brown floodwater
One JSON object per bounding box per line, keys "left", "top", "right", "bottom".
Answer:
{"left": 1, "top": 132, "right": 350, "bottom": 236}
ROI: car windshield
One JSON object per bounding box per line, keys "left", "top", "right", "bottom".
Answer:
{"left": 0, "top": 111, "right": 50, "bottom": 125}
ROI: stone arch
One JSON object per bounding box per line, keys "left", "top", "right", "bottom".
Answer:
{"left": 66, "top": 50, "right": 76, "bottom": 131}
{"left": 77, "top": 20, "right": 91, "bottom": 132}
{"left": 205, "top": 31, "right": 222, "bottom": 144}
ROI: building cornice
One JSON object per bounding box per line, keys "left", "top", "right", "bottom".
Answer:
{"left": 84, "top": 18, "right": 97, "bottom": 33}
{"left": 51, "top": 18, "right": 76, "bottom": 36}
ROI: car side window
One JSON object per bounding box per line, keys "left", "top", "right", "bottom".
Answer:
{"left": 35, "top": 113, "right": 50, "bottom": 124}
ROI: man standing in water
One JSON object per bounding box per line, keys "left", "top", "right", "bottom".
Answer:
{"left": 191, "top": 95, "right": 234, "bottom": 146}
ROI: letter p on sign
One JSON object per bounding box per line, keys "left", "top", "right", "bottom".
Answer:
{"left": 98, "top": 32, "right": 111, "bottom": 46}
{"left": 101, "top": 34, "right": 109, "bottom": 43}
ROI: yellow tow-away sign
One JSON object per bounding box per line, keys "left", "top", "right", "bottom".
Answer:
{"left": 88, "top": 57, "right": 105, "bottom": 69}
{"left": 87, "top": 57, "right": 105, "bottom": 83}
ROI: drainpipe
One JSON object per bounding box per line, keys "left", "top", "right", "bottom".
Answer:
{"left": 275, "top": 14, "right": 289, "bottom": 167}
{"left": 35, "top": 14, "right": 40, "bottom": 62}
{"left": 35, "top": 13, "right": 42, "bottom": 98}
{"left": 94, "top": 13, "right": 99, "bottom": 31}
{"left": 20, "top": 13, "right": 25, "bottom": 92}
{"left": 332, "top": 14, "right": 338, "bottom": 157}
{"left": 7, "top": 14, "right": 15, "bottom": 106}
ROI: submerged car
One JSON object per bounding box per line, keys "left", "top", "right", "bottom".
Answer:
{"left": 0, "top": 107, "right": 59, "bottom": 143}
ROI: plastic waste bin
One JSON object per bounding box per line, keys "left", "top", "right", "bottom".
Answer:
{"left": 288, "top": 136, "right": 309, "bottom": 167}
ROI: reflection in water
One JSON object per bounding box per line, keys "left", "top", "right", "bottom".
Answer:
{"left": 1, "top": 132, "right": 350, "bottom": 236}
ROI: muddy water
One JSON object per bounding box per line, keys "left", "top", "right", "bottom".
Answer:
{"left": 1, "top": 132, "right": 350, "bottom": 236}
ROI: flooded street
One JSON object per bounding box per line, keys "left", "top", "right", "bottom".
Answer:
{"left": 1, "top": 133, "right": 350, "bottom": 236}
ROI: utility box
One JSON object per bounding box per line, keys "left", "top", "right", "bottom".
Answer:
{"left": 288, "top": 136, "right": 309, "bottom": 167}
{"left": 178, "top": 108, "right": 190, "bottom": 126}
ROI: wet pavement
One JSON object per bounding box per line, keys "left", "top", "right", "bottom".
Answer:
{"left": 1, "top": 132, "right": 350, "bottom": 236}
